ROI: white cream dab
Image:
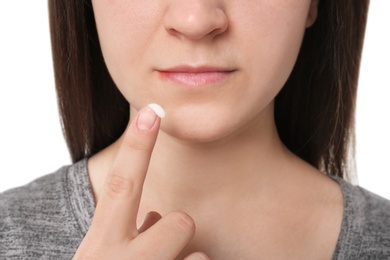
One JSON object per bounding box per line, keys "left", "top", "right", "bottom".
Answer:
{"left": 147, "top": 103, "right": 166, "bottom": 119}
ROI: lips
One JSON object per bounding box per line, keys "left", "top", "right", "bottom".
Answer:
{"left": 157, "top": 66, "right": 236, "bottom": 87}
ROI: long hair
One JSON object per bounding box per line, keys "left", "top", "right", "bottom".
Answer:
{"left": 48, "top": 0, "right": 370, "bottom": 179}
{"left": 275, "top": 0, "right": 369, "bottom": 179}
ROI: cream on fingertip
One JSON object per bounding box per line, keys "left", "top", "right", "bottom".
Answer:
{"left": 147, "top": 103, "right": 166, "bottom": 119}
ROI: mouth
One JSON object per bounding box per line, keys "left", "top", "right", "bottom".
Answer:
{"left": 156, "top": 66, "right": 237, "bottom": 87}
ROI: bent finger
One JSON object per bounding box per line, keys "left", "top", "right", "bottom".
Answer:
{"left": 130, "top": 211, "right": 196, "bottom": 259}
{"left": 184, "top": 252, "right": 210, "bottom": 260}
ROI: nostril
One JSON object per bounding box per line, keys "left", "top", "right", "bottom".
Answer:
{"left": 212, "top": 9, "right": 229, "bottom": 37}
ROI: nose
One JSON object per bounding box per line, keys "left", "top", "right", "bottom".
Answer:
{"left": 163, "top": 0, "right": 228, "bottom": 41}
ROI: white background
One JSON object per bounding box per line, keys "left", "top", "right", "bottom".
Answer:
{"left": 0, "top": 1, "right": 389, "bottom": 199}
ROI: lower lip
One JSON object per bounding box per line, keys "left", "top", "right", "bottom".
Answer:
{"left": 158, "top": 71, "right": 233, "bottom": 87}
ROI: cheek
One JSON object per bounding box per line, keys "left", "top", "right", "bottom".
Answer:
{"left": 92, "top": 0, "right": 159, "bottom": 87}
{"left": 235, "top": 1, "right": 309, "bottom": 92}
{"left": 93, "top": 0, "right": 158, "bottom": 39}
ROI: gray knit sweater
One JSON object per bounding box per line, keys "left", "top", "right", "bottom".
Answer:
{"left": 1, "top": 159, "right": 390, "bottom": 259}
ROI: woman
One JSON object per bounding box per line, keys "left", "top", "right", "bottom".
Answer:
{"left": 1, "top": 0, "right": 389, "bottom": 259}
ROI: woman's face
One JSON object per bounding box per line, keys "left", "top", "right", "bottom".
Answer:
{"left": 92, "top": 0, "right": 318, "bottom": 142}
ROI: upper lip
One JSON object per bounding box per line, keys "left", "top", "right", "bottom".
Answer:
{"left": 157, "top": 65, "right": 236, "bottom": 73}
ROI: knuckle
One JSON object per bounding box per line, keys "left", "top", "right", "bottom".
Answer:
{"left": 105, "top": 170, "right": 139, "bottom": 199}
{"left": 169, "top": 211, "right": 195, "bottom": 235}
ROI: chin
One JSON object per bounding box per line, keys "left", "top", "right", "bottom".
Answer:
{"left": 164, "top": 125, "right": 232, "bottom": 144}
{"left": 159, "top": 107, "right": 253, "bottom": 146}
{"left": 160, "top": 112, "right": 236, "bottom": 144}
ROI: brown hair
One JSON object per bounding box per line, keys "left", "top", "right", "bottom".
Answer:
{"left": 48, "top": 0, "right": 370, "bottom": 179}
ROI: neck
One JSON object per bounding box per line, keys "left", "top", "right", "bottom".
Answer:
{"left": 148, "top": 114, "right": 286, "bottom": 202}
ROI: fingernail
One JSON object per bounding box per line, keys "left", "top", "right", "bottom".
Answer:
{"left": 136, "top": 107, "right": 158, "bottom": 131}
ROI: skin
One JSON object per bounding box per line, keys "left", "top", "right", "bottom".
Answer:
{"left": 77, "top": 0, "right": 344, "bottom": 259}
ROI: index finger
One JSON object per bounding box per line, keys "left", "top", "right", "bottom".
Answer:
{"left": 91, "top": 104, "right": 165, "bottom": 242}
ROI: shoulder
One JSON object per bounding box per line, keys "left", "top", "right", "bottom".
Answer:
{"left": 332, "top": 176, "right": 390, "bottom": 259}
{"left": 352, "top": 185, "right": 390, "bottom": 257}
{"left": 0, "top": 160, "right": 90, "bottom": 258}
{"left": 345, "top": 181, "right": 390, "bottom": 236}
{"left": 0, "top": 164, "right": 70, "bottom": 217}
{"left": 0, "top": 165, "right": 70, "bottom": 221}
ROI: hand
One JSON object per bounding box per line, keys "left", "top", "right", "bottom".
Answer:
{"left": 73, "top": 105, "right": 208, "bottom": 260}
